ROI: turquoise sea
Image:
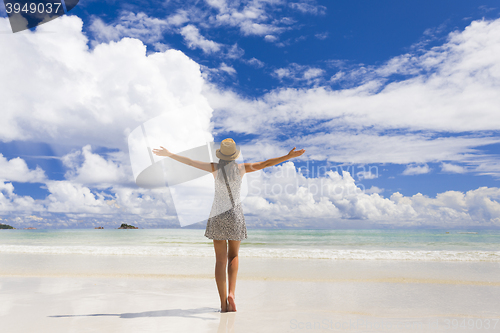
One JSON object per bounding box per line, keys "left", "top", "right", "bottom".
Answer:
{"left": 1, "top": 229, "right": 499, "bottom": 261}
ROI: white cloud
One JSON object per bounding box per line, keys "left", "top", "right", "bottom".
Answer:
{"left": 42, "top": 181, "right": 173, "bottom": 218}
{"left": 111, "top": 186, "right": 173, "bottom": 218}
{"left": 153, "top": 42, "right": 170, "bottom": 52}
{"left": 241, "top": 162, "right": 500, "bottom": 227}
{"left": 204, "top": 18, "right": 500, "bottom": 176}
{"left": 219, "top": 62, "right": 237, "bottom": 75}
{"left": 264, "top": 19, "right": 500, "bottom": 130}
{"left": 365, "top": 186, "right": 384, "bottom": 194}
{"left": 86, "top": 1, "right": 302, "bottom": 47}
{"left": 274, "top": 67, "right": 292, "bottom": 79}
{"left": 289, "top": 2, "right": 327, "bottom": 15}
{"left": 226, "top": 43, "right": 245, "bottom": 59}
{"left": 2, "top": 12, "right": 500, "bottom": 228}
{"left": 357, "top": 170, "right": 378, "bottom": 180}
{"left": 62, "top": 145, "right": 132, "bottom": 186}
{"left": 0, "top": 177, "right": 177, "bottom": 226}
{"left": 89, "top": 12, "right": 170, "bottom": 45}
{"left": 88, "top": 11, "right": 245, "bottom": 58}
{"left": 246, "top": 57, "right": 265, "bottom": 68}
{"left": 315, "top": 32, "right": 328, "bottom": 40}
{"left": 45, "top": 181, "right": 117, "bottom": 214}
{"left": 473, "top": 159, "right": 500, "bottom": 178}
{"left": 1, "top": 159, "right": 499, "bottom": 227}
{"left": 201, "top": 0, "right": 301, "bottom": 39}
{"left": 303, "top": 67, "right": 324, "bottom": 80}
{"left": 88, "top": 17, "right": 121, "bottom": 43}
{"left": 0, "top": 154, "right": 46, "bottom": 183}
{"left": 402, "top": 164, "right": 432, "bottom": 175}
{"left": 167, "top": 10, "right": 190, "bottom": 27}
{"left": 0, "top": 182, "right": 44, "bottom": 213}
{"left": 186, "top": 0, "right": 315, "bottom": 36}
{"left": 264, "top": 35, "right": 278, "bottom": 42}
{"left": 180, "top": 24, "right": 222, "bottom": 53}
{"left": 0, "top": 15, "right": 213, "bottom": 150}
{"left": 273, "top": 63, "right": 325, "bottom": 84}
{"left": 441, "top": 162, "right": 467, "bottom": 174}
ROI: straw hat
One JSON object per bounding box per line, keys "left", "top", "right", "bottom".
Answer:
{"left": 216, "top": 138, "right": 240, "bottom": 161}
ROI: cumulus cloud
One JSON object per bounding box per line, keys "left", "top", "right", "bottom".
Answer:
{"left": 0, "top": 154, "right": 46, "bottom": 183}
{"left": 62, "top": 145, "right": 133, "bottom": 186}
{"left": 0, "top": 182, "right": 45, "bottom": 213}
{"left": 0, "top": 177, "right": 178, "bottom": 226}
{"left": 45, "top": 181, "right": 116, "bottom": 214}
{"left": 43, "top": 181, "right": 173, "bottom": 219}
{"left": 0, "top": 15, "right": 213, "bottom": 150}
{"left": 2, "top": 159, "right": 499, "bottom": 228}
{"left": 242, "top": 162, "right": 500, "bottom": 227}
{"left": 0, "top": 15, "right": 216, "bottom": 227}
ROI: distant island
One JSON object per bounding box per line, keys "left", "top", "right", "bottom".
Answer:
{"left": 0, "top": 223, "right": 15, "bottom": 229}
{"left": 117, "top": 223, "right": 138, "bottom": 229}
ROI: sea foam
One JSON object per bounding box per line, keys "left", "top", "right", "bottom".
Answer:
{"left": 1, "top": 245, "right": 499, "bottom": 261}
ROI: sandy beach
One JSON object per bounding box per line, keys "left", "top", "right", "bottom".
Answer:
{"left": 1, "top": 253, "right": 500, "bottom": 333}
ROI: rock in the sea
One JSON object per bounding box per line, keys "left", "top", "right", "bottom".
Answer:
{"left": 117, "top": 223, "right": 138, "bottom": 229}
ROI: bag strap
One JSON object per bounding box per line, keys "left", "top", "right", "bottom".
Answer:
{"left": 220, "top": 165, "right": 235, "bottom": 208}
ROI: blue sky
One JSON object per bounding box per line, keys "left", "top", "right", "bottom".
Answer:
{"left": 1, "top": 0, "right": 500, "bottom": 229}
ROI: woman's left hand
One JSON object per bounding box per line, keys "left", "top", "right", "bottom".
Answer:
{"left": 152, "top": 146, "right": 171, "bottom": 157}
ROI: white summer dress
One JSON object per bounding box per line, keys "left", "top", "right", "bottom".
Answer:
{"left": 204, "top": 162, "right": 247, "bottom": 241}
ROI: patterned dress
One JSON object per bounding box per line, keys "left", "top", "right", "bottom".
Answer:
{"left": 205, "top": 161, "right": 247, "bottom": 241}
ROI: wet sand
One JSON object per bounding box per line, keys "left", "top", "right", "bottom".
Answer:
{"left": 1, "top": 254, "right": 499, "bottom": 332}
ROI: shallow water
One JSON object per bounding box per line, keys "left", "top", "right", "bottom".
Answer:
{"left": 1, "top": 229, "right": 499, "bottom": 261}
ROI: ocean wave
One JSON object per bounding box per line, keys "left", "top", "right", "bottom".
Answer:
{"left": 1, "top": 245, "right": 500, "bottom": 261}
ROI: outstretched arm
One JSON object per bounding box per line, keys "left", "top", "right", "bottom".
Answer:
{"left": 152, "top": 146, "right": 216, "bottom": 173}
{"left": 243, "top": 147, "right": 306, "bottom": 173}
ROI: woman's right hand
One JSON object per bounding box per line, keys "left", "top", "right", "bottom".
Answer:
{"left": 287, "top": 147, "right": 306, "bottom": 159}
{"left": 152, "top": 146, "right": 171, "bottom": 157}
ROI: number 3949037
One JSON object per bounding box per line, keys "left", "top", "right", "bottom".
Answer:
{"left": 5, "top": 2, "right": 63, "bottom": 14}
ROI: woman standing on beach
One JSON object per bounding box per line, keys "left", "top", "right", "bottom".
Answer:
{"left": 153, "top": 139, "right": 305, "bottom": 312}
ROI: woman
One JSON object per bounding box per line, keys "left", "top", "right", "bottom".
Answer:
{"left": 153, "top": 139, "right": 305, "bottom": 312}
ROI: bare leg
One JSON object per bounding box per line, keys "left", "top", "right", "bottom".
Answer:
{"left": 227, "top": 240, "right": 240, "bottom": 312}
{"left": 213, "top": 240, "right": 228, "bottom": 312}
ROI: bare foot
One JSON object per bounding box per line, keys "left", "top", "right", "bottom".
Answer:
{"left": 227, "top": 294, "right": 237, "bottom": 312}
{"left": 220, "top": 300, "right": 229, "bottom": 313}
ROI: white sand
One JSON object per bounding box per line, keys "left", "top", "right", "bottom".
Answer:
{"left": 1, "top": 254, "right": 500, "bottom": 332}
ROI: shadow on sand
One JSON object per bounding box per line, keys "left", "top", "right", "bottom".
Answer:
{"left": 49, "top": 307, "right": 218, "bottom": 320}
{"left": 50, "top": 307, "right": 237, "bottom": 332}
